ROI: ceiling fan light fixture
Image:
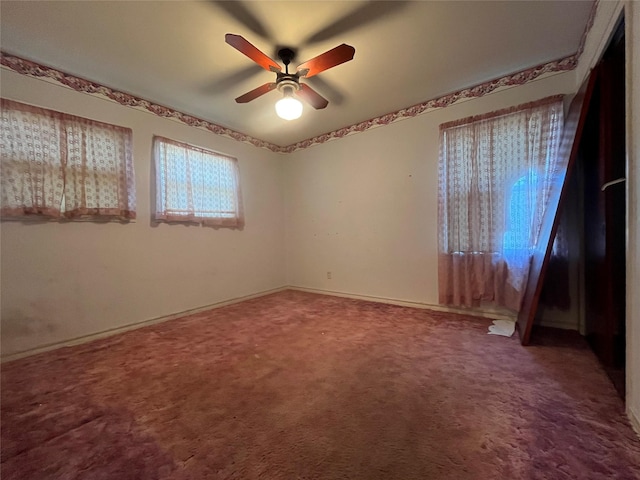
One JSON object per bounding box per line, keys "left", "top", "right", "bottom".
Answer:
{"left": 275, "top": 96, "right": 303, "bottom": 120}
{"left": 275, "top": 84, "right": 303, "bottom": 120}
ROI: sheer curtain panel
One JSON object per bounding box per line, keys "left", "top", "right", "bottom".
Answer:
{"left": 438, "top": 96, "right": 564, "bottom": 311}
{"left": 154, "top": 136, "right": 244, "bottom": 228}
{"left": 0, "top": 99, "right": 135, "bottom": 220}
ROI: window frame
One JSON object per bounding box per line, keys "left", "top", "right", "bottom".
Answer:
{"left": 153, "top": 135, "right": 244, "bottom": 228}
{"left": 438, "top": 96, "right": 564, "bottom": 256}
{"left": 0, "top": 98, "right": 136, "bottom": 221}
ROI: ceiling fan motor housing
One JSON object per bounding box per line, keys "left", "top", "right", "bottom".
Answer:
{"left": 276, "top": 78, "right": 299, "bottom": 96}
{"left": 278, "top": 48, "right": 296, "bottom": 66}
{"left": 276, "top": 47, "right": 301, "bottom": 94}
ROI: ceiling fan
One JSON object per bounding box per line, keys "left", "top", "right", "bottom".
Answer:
{"left": 225, "top": 33, "right": 355, "bottom": 119}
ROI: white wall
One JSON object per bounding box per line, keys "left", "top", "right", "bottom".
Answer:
{"left": 284, "top": 72, "right": 577, "bottom": 310}
{"left": 0, "top": 70, "right": 287, "bottom": 357}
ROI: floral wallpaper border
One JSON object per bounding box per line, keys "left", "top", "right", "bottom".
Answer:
{"left": 0, "top": 1, "right": 597, "bottom": 154}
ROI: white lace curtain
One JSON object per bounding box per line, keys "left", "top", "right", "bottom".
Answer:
{"left": 438, "top": 95, "right": 564, "bottom": 311}
{"left": 0, "top": 99, "right": 135, "bottom": 219}
{"left": 154, "top": 136, "right": 244, "bottom": 228}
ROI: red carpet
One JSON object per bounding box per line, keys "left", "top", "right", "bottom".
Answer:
{"left": 2, "top": 290, "right": 639, "bottom": 479}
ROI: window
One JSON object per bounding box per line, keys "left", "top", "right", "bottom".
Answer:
{"left": 0, "top": 99, "right": 136, "bottom": 220}
{"left": 153, "top": 136, "right": 244, "bottom": 227}
{"left": 438, "top": 96, "right": 564, "bottom": 310}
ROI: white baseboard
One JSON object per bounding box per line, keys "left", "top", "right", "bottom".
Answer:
{"left": 288, "top": 285, "right": 517, "bottom": 322}
{"left": 1, "top": 286, "right": 288, "bottom": 363}
{"left": 2, "top": 285, "right": 518, "bottom": 362}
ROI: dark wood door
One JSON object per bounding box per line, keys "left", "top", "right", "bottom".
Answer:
{"left": 583, "top": 26, "right": 626, "bottom": 397}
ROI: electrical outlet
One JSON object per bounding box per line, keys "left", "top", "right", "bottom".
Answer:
{"left": 327, "top": 271, "right": 332, "bottom": 280}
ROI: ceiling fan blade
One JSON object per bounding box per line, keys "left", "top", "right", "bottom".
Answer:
{"left": 296, "top": 84, "right": 329, "bottom": 109}
{"left": 201, "top": 64, "right": 262, "bottom": 94}
{"left": 235, "top": 83, "right": 277, "bottom": 103}
{"left": 305, "top": 76, "right": 346, "bottom": 105}
{"left": 225, "top": 34, "right": 281, "bottom": 73}
{"left": 296, "top": 44, "right": 355, "bottom": 78}
{"left": 302, "top": 1, "right": 409, "bottom": 46}
{"left": 214, "top": 2, "right": 272, "bottom": 42}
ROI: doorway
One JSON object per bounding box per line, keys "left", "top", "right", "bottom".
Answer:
{"left": 580, "top": 20, "right": 626, "bottom": 398}
{"left": 534, "top": 18, "right": 627, "bottom": 399}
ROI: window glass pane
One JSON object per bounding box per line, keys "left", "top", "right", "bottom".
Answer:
{"left": 154, "top": 136, "right": 244, "bottom": 227}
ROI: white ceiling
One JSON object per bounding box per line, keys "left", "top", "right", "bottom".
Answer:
{"left": 0, "top": 1, "right": 594, "bottom": 147}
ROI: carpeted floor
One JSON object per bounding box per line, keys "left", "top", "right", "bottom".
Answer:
{"left": 1, "top": 290, "right": 639, "bottom": 479}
